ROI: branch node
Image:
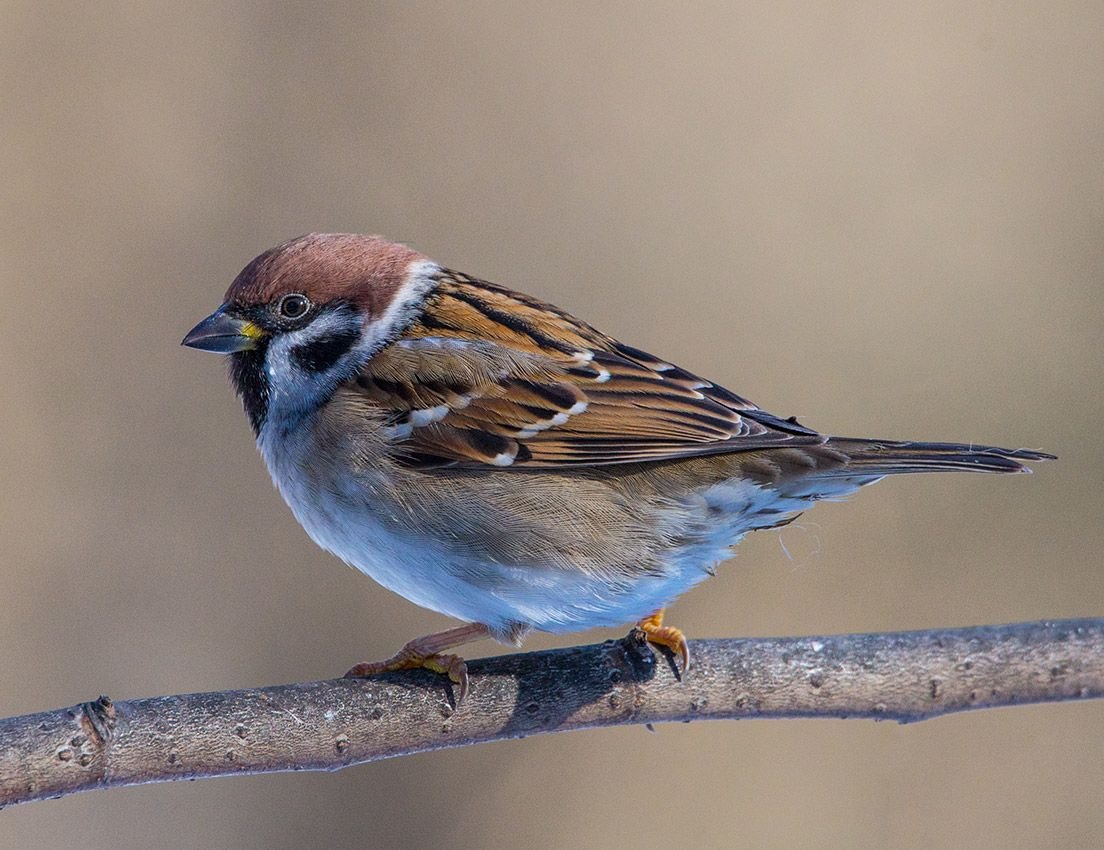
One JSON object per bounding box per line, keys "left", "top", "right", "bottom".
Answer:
{"left": 619, "top": 627, "right": 658, "bottom": 680}
{"left": 79, "top": 695, "right": 116, "bottom": 747}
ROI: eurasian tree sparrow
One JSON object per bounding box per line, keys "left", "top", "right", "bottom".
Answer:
{"left": 183, "top": 234, "right": 1051, "bottom": 700}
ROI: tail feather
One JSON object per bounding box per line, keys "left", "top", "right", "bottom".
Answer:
{"left": 822, "top": 438, "right": 1055, "bottom": 477}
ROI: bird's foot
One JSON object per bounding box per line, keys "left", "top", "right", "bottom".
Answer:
{"left": 635, "top": 609, "right": 691, "bottom": 675}
{"left": 344, "top": 651, "right": 470, "bottom": 703}
{"left": 342, "top": 622, "right": 490, "bottom": 706}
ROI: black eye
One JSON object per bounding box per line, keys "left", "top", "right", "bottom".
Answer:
{"left": 276, "top": 293, "right": 311, "bottom": 320}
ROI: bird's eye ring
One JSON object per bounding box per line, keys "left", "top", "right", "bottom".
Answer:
{"left": 276, "top": 293, "right": 311, "bottom": 320}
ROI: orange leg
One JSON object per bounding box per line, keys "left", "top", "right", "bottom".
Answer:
{"left": 636, "top": 609, "right": 691, "bottom": 674}
{"left": 343, "top": 622, "right": 491, "bottom": 705}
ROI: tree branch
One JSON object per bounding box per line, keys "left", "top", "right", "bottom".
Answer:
{"left": 2, "top": 618, "right": 1102, "bottom": 808}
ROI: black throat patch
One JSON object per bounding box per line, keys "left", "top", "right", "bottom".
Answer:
{"left": 229, "top": 343, "right": 270, "bottom": 436}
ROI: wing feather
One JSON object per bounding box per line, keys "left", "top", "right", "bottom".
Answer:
{"left": 352, "top": 271, "right": 822, "bottom": 468}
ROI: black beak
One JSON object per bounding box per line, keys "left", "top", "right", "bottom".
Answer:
{"left": 182, "top": 307, "right": 265, "bottom": 353}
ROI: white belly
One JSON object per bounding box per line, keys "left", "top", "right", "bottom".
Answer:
{"left": 257, "top": 419, "right": 833, "bottom": 637}
{"left": 271, "top": 467, "right": 722, "bottom": 634}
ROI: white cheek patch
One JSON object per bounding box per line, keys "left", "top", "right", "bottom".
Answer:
{"left": 262, "top": 308, "right": 362, "bottom": 421}
{"left": 261, "top": 262, "right": 440, "bottom": 433}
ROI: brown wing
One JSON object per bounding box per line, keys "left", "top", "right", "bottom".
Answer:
{"left": 353, "top": 270, "right": 824, "bottom": 468}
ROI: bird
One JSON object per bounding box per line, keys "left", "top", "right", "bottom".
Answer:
{"left": 182, "top": 233, "right": 1052, "bottom": 702}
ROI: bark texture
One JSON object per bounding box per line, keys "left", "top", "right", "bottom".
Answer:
{"left": 2, "top": 618, "right": 1102, "bottom": 808}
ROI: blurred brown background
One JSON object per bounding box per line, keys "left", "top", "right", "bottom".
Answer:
{"left": 2, "top": 2, "right": 1102, "bottom": 848}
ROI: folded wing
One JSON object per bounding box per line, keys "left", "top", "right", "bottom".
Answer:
{"left": 353, "top": 271, "right": 822, "bottom": 468}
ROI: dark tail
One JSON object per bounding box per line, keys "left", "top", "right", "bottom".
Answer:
{"left": 824, "top": 438, "right": 1055, "bottom": 476}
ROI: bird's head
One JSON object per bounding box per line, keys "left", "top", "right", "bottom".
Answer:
{"left": 183, "top": 233, "right": 438, "bottom": 433}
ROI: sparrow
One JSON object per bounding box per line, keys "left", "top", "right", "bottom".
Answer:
{"left": 183, "top": 233, "right": 1052, "bottom": 701}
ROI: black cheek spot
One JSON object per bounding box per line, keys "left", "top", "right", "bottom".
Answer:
{"left": 290, "top": 329, "right": 361, "bottom": 374}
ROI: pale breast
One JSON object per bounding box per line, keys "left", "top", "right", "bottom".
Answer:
{"left": 256, "top": 398, "right": 822, "bottom": 636}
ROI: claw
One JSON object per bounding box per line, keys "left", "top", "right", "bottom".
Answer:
{"left": 419, "top": 653, "right": 470, "bottom": 705}
{"left": 636, "top": 609, "right": 691, "bottom": 675}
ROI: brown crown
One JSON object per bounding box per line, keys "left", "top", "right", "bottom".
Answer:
{"left": 224, "top": 233, "right": 429, "bottom": 318}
